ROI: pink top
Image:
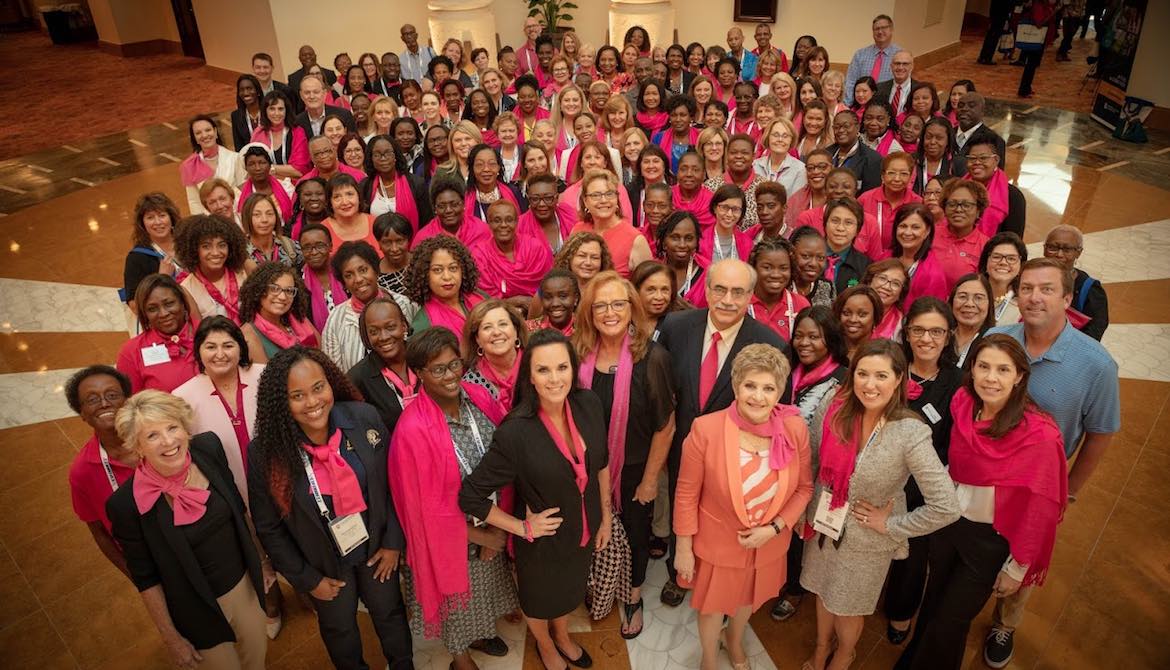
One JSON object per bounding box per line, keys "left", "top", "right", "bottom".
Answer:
{"left": 296, "top": 163, "right": 366, "bottom": 186}
{"left": 559, "top": 179, "right": 634, "bottom": 222}
{"left": 698, "top": 225, "right": 753, "bottom": 262}
{"left": 69, "top": 434, "right": 136, "bottom": 532}
{"left": 250, "top": 124, "right": 310, "bottom": 174}
{"left": 904, "top": 252, "right": 951, "bottom": 304}
{"left": 795, "top": 206, "right": 882, "bottom": 259}
{"left": 748, "top": 290, "right": 810, "bottom": 342}
{"left": 570, "top": 219, "right": 642, "bottom": 277}
{"left": 857, "top": 186, "right": 923, "bottom": 256}
{"left": 671, "top": 185, "right": 716, "bottom": 232}
{"left": 413, "top": 215, "right": 493, "bottom": 250}
{"left": 116, "top": 326, "right": 199, "bottom": 393}
{"left": 932, "top": 223, "right": 989, "bottom": 290}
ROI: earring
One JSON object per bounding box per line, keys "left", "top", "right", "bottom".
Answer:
{"left": 514, "top": 338, "right": 522, "bottom": 350}
{"left": 476, "top": 346, "right": 484, "bottom": 357}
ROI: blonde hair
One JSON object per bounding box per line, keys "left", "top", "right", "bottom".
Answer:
{"left": 115, "top": 390, "right": 195, "bottom": 454}
{"left": 697, "top": 126, "right": 729, "bottom": 171}
{"left": 370, "top": 96, "right": 399, "bottom": 133}
{"left": 441, "top": 120, "right": 484, "bottom": 171}
{"left": 762, "top": 117, "right": 798, "bottom": 157}
{"left": 493, "top": 110, "right": 519, "bottom": 133}
{"left": 820, "top": 70, "right": 845, "bottom": 105}
{"left": 198, "top": 177, "right": 235, "bottom": 208}
{"left": 601, "top": 95, "right": 635, "bottom": 135}
{"left": 730, "top": 343, "right": 791, "bottom": 389}
{"left": 551, "top": 85, "right": 585, "bottom": 137}
{"left": 619, "top": 127, "right": 649, "bottom": 168}
{"left": 571, "top": 270, "right": 650, "bottom": 361}
{"left": 578, "top": 169, "right": 624, "bottom": 222}
{"left": 769, "top": 72, "right": 799, "bottom": 117}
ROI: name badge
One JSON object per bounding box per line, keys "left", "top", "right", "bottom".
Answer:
{"left": 812, "top": 489, "right": 849, "bottom": 541}
{"left": 328, "top": 513, "right": 369, "bottom": 557}
{"left": 922, "top": 403, "right": 942, "bottom": 425}
{"left": 141, "top": 343, "right": 171, "bottom": 367}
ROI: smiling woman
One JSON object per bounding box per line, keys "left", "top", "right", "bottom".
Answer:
{"left": 176, "top": 214, "right": 253, "bottom": 324}
{"left": 321, "top": 241, "right": 385, "bottom": 371}
{"left": 117, "top": 274, "right": 200, "bottom": 393}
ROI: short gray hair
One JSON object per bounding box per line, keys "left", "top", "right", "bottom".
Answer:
{"left": 731, "top": 343, "right": 791, "bottom": 390}
{"left": 706, "top": 257, "right": 758, "bottom": 292}
{"left": 1045, "top": 224, "right": 1083, "bottom": 246}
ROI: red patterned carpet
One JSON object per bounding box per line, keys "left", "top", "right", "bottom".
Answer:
{"left": 0, "top": 30, "right": 235, "bottom": 161}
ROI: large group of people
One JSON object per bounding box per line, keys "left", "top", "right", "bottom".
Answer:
{"left": 69, "top": 9, "right": 1122, "bottom": 670}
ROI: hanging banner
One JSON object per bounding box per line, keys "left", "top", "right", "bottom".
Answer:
{"left": 1091, "top": 0, "right": 1148, "bottom": 129}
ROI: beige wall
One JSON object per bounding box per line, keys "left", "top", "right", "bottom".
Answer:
{"left": 893, "top": 0, "right": 965, "bottom": 62}
{"left": 1127, "top": 0, "right": 1169, "bottom": 107}
{"left": 88, "top": 0, "right": 180, "bottom": 45}
{"left": 192, "top": 0, "right": 283, "bottom": 77}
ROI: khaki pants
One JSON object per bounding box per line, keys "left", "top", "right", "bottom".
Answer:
{"left": 651, "top": 470, "right": 670, "bottom": 538}
{"left": 991, "top": 584, "right": 1033, "bottom": 633}
{"left": 197, "top": 576, "right": 268, "bottom": 670}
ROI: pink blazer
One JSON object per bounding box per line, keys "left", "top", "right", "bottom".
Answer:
{"left": 674, "top": 408, "right": 814, "bottom": 569}
{"left": 173, "top": 364, "right": 264, "bottom": 503}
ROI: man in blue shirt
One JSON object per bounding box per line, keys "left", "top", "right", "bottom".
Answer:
{"left": 845, "top": 15, "right": 901, "bottom": 105}
{"left": 982, "top": 258, "right": 1121, "bottom": 668}
{"left": 398, "top": 24, "right": 436, "bottom": 84}
{"left": 726, "top": 27, "right": 758, "bottom": 83}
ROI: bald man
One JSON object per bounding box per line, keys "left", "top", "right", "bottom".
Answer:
{"left": 398, "top": 24, "right": 437, "bottom": 83}
{"left": 726, "top": 27, "right": 759, "bottom": 82}
{"left": 287, "top": 44, "right": 337, "bottom": 110}
{"left": 653, "top": 258, "right": 790, "bottom": 606}
{"left": 874, "top": 50, "right": 916, "bottom": 115}
{"left": 1043, "top": 225, "right": 1109, "bottom": 340}
{"left": 516, "top": 16, "right": 543, "bottom": 75}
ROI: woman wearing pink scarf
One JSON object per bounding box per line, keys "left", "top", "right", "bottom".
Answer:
{"left": 246, "top": 347, "right": 413, "bottom": 669}
{"left": 962, "top": 131, "right": 1025, "bottom": 237}
{"left": 388, "top": 327, "right": 519, "bottom": 666}
{"left": 107, "top": 390, "right": 269, "bottom": 670}
{"left": 897, "top": 336, "right": 1066, "bottom": 669}
{"left": 472, "top": 200, "right": 552, "bottom": 305}
{"left": 407, "top": 235, "right": 487, "bottom": 346}
{"left": 181, "top": 114, "right": 245, "bottom": 215}
{"left": 464, "top": 144, "right": 526, "bottom": 223}
{"left": 673, "top": 344, "right": 813, "bottom": 669}
{"left": 238, "top": 264, "right": 320, "bottom": 363}
{"left": 175, "top": 215, "right": 252, "bottom": 324}
{"left": 572, "top": 271, "right": 676, "bottom": 638}
{"left": 864, "top": 259, "right": 912, "bottom": 341}
{"left": 460, "top": 300, "right": 527, "bottom": 411}
{"left": 250, "top": 90, "right": 309, "bottom": 178}
{"left": 892, "top": 203, "right": 951, "bottom": 304}
{"left": 459, "top": 330, "right": 611, "bottom": 670}
{"left": 117, "top": 274, "right": 200, "bottom": 393}
{"left": 236, "top": 144, "right": 295, "bottom": 221}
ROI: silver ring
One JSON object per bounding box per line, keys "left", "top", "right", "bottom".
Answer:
{"left": 863, "top": 515, "right": 869, "bottom": 523}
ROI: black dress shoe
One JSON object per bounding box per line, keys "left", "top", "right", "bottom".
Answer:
{"left": 887, "top": 622, "right": 911, "bottom": 644}
{"left": 469, "top": 636, "right": 508, "bottom": 656}
{"left": 557, "top": 643, "right": 593, "bottom": 668}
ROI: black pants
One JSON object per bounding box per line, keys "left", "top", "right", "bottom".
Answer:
{"left": 665, "top": 448, "right": 681, "bottom": 583}
{"left": 895, "top": 518, "right": 1010, "bottom": 670}
{"left": 979, "top": 0, "right": 1014, "bottom": 62}
{"left": 620, "top": 463, "right": 655, "bottom": 588}
{"left": 780, "top": 534, "right": 806, "bottom": 597}
{"left": 1058, "top": 16, "right": 1081, "bottom": 55}
{"left": 1017, "top": 48, "right": 1044, "bottom": 96}
{"left": 884, "top": 534, "right": 930, "bottom": 622}
{"left": 312, "top": 560, "right": 413, "bottom": 670}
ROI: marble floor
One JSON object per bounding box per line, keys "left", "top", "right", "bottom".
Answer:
{"left": 2, "top": 44, "right": 1170, "bottom": 670}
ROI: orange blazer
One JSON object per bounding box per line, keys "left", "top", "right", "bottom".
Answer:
{"left": 673, "top": 407, "right": 814, "bottom": 569}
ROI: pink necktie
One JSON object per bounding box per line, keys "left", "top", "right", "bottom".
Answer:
{"left": 826, "top": 254, "right": 841, "bottom": 281}
{"left": 891, "top": 83, "right": 903, "bottom": 112}
{"left": 698, "top": 331, "right": 722, "bottom": 410}
{"left": 871, "top": 49, "right": 885, "bottom": 82}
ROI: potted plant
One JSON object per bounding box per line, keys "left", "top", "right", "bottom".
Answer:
{"left": 524, "top": 0, "right": 576, "bottom": 40}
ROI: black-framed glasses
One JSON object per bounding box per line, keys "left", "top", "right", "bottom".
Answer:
{"left": 907, "top": 326, "right": 948, "bottom": 340}
{"left": 944, "top": 200, "right": 977, "bottom": 212}
{"left": 425, "top": 359, "right": 464, "bottom": 378}
{"left": 1044, "top": 243, "right": 1082, "bottom": 254}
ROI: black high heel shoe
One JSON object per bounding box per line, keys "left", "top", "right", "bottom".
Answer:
{"left": 557, "top": 642, "right": 593, "bottom": 668}
{"left": 887, "top": 621, "right": 911, "bottom": 644}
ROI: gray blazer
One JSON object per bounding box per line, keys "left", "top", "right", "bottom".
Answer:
{"left": 806, "top": 394, "right": 959, "bottom": 557}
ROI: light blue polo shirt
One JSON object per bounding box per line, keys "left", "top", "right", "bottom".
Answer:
{"left": 988, "top": 322, "right": 1121, "bottom": 457}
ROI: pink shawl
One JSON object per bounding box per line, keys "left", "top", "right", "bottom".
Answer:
{"left": 698, "top": 225, "right": 752, "bottom": 262}
{"left": 538, "top": 402, "right": 591, "bottom": 546}
{"left": 816, "top": 397, "right": 871, "bottom": 509}
{"left": 250, "top": 124, "right": 310, "bottom": 174}
{"left": 679, "top": 257, "right": 709, "bottom": 307}
{"left": 577, "top": 334, "right": 633, "bottom": 512}
{"left": 303, "top": 266, "right": 345, "bottom": 332}
{"left": 472, "top": 235, "right": 553, "bottom": 299}
{"left": 412, "top": 215, "right": 493, "bottom": 250}
{"left": 636, "top": 111, "right": 668, "bottom": 134}
{"left": 904, "top": 253, "right": 951, "bottom": 303}
{"left": 971, "top": 169, "right": 1009, "bottom": 235}
{"left": 132, "top": 453, "right": 209, "bottom": 525}
{"left": 873, "top": 304, "right": 902, "bottom": 339}
{"left": 422, "top": 293, "right": 485, "bottom": 346}
{"left": 728, "top": 403, "right": 802, "bottom": 470}
{"left": 388, "top": 382, "right": 507, "bottom": 634}
{"left": 517, "top": 204, "right": 577, "bottom": 250}
{"left": 655, "top": 127, "right": 700, "bottom": 156}
{"left": 179, "top": 151, "right": 216, "bottom": 186}
{"left": 252, "top": 314, "right": 318, "bottom": 349}
{"left": 514, "top": 106, "right": 550, "bottom": 143}
{"left": 238, "top": 176, "right": 294, "bottom": 221}
{"left": 671, "top": 184, "right": 716, "bottom": 232}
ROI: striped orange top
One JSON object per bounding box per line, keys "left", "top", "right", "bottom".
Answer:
{"left": 740, "top": 448, "right": 779, "bottom": 527}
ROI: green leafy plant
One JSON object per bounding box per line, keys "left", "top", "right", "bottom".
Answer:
{"left": 525, "top": 0, "right": 577, "bottom": 34}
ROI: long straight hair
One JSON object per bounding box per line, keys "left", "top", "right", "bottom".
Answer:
{"left": 508, "top": 329, "right": 581, "bottom": 420}
{"left": 961, "top": 334, "right": 1037, "bottom": 439}
{"left": 831, "top": 338, "right": 919, "bottom": 442}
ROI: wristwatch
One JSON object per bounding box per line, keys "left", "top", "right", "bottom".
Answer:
{"left": 769, "top": 520, "right": 784, "bottom": 535}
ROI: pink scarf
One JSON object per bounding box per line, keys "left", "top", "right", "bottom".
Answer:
{"left": 656, "top": 127, "right": 700, "bottom": 156}
{"left": 873, "top": 305, "right": 902, "bottom": 339}
{"left": 380, "top": 365, "right": 418, "bottom": 406}
{"left": 577, "top": 334, "right": 634, "bottom": 512}
{"left": 303, "top": 266, "right": 345, "bottom": 332}
{"left": 238, "top": 176, "right": 294, "bottom": 221}
{"left": 252, "top": 314, "right": 318, "bottom": 349}
{"left": 132, "top": 453, "right": 210, "bottom": 525}
{"left": 972, "top": 168, "right": 1009, "bottom": 235}
{"left": 517, "top": 205, "right": 577, "bottom": 249}
{"left": 728, "top": 403, "right": 802, "bottom": 470}
{"left": 679, "top": 256, "right": 709, "bottom": 307}
{"left": 371, "top": 173, "right": 420, "bottom": 232}
{"left": 671, "top": 184, "right": 716, "bottom": 232}
{"left": 698, "top": 225, "right": 753, "bottom": 262}
{"left": 875, "top": 131, "right": 899, "bottom": 157}
{"left": 179, "top": 151, "right": 216, "bottom": 186}
{"left": 538, "top": 402, "right": 591, "bottom": 546}
{"left": 478, "top": 353, "right": 521, "bottom": 410}
{"left": 388, "top": 382, "right": 506, "bottom": 634}
{"left": 636, "top": 110, "right": 668, "bottom": 133}
{"left": 472, "top": 235, "right": 554, "bottom": 299}
{"left": 948, "top": 388, "right": 1067, "bottom": 586}
{"left": 193, "top": 269, "right": 241, "bottom": 324}
{"left": 303, "top": 429, "right": 368, "bottom": 516}
{"left": 791, "top": 357, "right": 839, "bottom": 397}
{"left": 412, "top": 215, "right": 493, "bottom": 250}
{"left": 816, "top": 397, "right": 873, "bottom": 509}
{"left": 423, "top": 293, "right": 485, "bottom": 346}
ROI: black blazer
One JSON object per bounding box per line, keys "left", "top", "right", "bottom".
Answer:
{"left": 655, "top": 309, "right": 790, "bottom": 462}
{"left": 665, "top": 70, "right": 696, "bottom": 97}
{"left": 874, "top": 78, "right": 917, "bottom": 115}
{"left": 370, "top": 78, "right": 404, "bottom": 105}
{"left": 107, "top": 433, "right": 265, "bottom": 650}
{"left": 1000, "top": 183, "right": 1026, "bottom": 238}
{"left": 358, "top": 172, "right": 434, "bottom": 223}
{"left": 231, "top": 108, "right": 260, "bottom": 150}
{"left": 288, "top": 66, "right": 337, "bottom": 97}
{"left": 832, "top": 247, "right": 872, "bottom": 293}
{"left": 347, "top": 353, "right": 410, "bottom": 435}
{"left": 247, "top": 401, "right": 406, "bottom": 593}
{"left": 293, "top": 105, "right": 356, "bottom": 139}
{"left": 832, "top": 141, "right": 883, "bottom": 193}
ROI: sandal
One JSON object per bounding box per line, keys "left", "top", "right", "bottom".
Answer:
{"left": 648, "top": 536, "right": 667, "bottom": 559}
{"left": 620, "top": 599, "right": 645, "bottom": 639}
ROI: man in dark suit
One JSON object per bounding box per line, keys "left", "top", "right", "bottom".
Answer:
{"left": 873, "top": 50, "right": 915, "bottom": 115}
{"left": 251, "top": 52, "right": 293, "bottom": 100}
{"left": 287, "top": 44, "right": 337, "bottom": 98}
{"left": 293, "top": 74, "right": 355, "bottom": 139}
{"left": 372, "top": 52, "right": 404, "bottom": 105}
{"left": 829, "top": 111, "right": 882, "bottom": 193}
{"left": 653, "top": 258, "right": 790, "bottom": 606}
{"left": 954, "top": 92, "right": 1007, "bottom": 164}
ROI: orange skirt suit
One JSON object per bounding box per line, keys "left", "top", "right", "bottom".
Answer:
{"left": 673, "top": 408, "right": 814, "bottom": 615}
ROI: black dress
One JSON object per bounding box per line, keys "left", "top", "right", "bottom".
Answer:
{"left": 459, "top": 390, "right": 608, "bottom": 619}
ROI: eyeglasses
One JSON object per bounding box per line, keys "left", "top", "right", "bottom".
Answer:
{"left": 266, "top": 284, "right": 298, "bottom": 298}
{"left": 372, "top": 150, "right": 395, "bottom": 159}
{"left": 528, "top": 194, "right": 557, "bottom": 204}
{"left": 424, "top": 358, "right": 464, "bottom": 378}
{"left": 83, "top": 391, "right": 126, "bottom": 408}
{"left": 716, "top": 203, "right": 743, "bottom": 215}
{"left": 871, "top": 275, "right": 905, "bottom": 290}
{"left": 966, "top": 153, "right": 997, "bottom": 164}
{"left": 344, "top": 147, "right": 364, "bottom": 155}
{"left": 591, "top": 299, "right": 631, "bottom": 314}
{"left": 988, "top": 253, "right": 1020, "bottom": 265}
{"left": 944, "top": 199, "right": 977, "bottom": 212}
{"left": 1044, "top": 243, "right": 1082, "bottom": 254}
{"left": 907, "top": 326, "right": 948, "bottom": 340}
{"left": 301, "top": 242, "right": 330, "bottom": 253}
{"left": 585, "top": 190, "right": 617, "bottom": 202}
{"left": 955, "top": 292, "right": 988, "bottom": 305}
{"left": 709, "top": 285, "right": 749, "bottom": 300}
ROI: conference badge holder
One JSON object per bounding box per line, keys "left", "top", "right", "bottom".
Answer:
{"left": 301, "top": 449, "right": 369, "bottom": 557}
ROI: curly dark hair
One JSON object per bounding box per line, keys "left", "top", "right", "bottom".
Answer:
{"left": 251, "top": 346, "right": 363, "bottom": 516}
{"left": 65, "top": 365, "right": 131, "bottom": 414}
{"left": 329, "top": 240, "right": 381, "bottom": 287}
{"left": 238, "top": 262, "right": 311, "bottom": 325}
{"left": 404, "top": 235, "right": 480, "bottom": 305}
{"left": 132, "top": 192, "right": 182, "bottom": 247}
{"left": 175, "top": 214, "right": 249, "bottom": 272}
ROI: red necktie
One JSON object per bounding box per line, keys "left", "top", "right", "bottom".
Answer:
{"left": 698, "top": 331, "right": 722, "bottom": 410}
{"left": 891, "top": 83, "right": 902, "bottom": 112}
{"left": 871, "top": 49, "right": 885, "bottom": 82}
{"left": 826, "top": 254, "right": 841, "bottom": 281}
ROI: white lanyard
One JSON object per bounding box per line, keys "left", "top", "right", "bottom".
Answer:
{"left": 713, "top": 233, "right": 736, "bottom": 261}
{"left": 854, "top": 418, "right": 885, "bottom": 470}
{"left": 98, "top": 444, "right": 120, "bottom": 492}
{"left": 907, "top": 260, "right": 920, "bottom": 278}
{"left": 747, "top": 292, "right": 795, "bottom": 330}
{"left": 920, "top": 159, "right": 941, "bottom": 191}
{"left": 299, "top": 449, "right": 336, "bottom": 519}
{"left": 877, "top": 202, "right": 884, "bottom": 246}
{"left": 994, "top": 290, "right": 1014, "bottom": 321}
{"left": 268, "top": 131, "right": 287, "bottom": 164}
{"left": 680, "top": 259, "right": 697, "bottom": 295}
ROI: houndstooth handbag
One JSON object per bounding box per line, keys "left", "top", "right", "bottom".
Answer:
{"left": 586, "top": 515, "right": 632, "bottom": 620}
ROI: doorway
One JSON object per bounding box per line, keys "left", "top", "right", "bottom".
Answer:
{"left": 169, "top": 0, "right": 204, "bottom": 60}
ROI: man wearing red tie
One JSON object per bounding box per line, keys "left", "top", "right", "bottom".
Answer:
{"left": 653, "top": 258, "right": 789, "bottom": 607}
{"left": 874, "top": 51, "right": 916, "bottom": 116}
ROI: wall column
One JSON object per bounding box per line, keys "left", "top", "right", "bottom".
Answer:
{"left": 609, "top": 0, "right": 674, "bottom": 51}
{"left": 428, "top": 0, "right": 500, "bottom": 57}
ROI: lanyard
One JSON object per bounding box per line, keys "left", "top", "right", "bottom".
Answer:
{"left": 680, "top": 258, "right": 697, "bottom": 295}
{"left": 747, "top": 292, "right": 795, "bottom": 330}
{"left": 854, "top": 418, "right": 886, "bottom": 469}
{"left": 713, "top": 233, "right": 736, "bottom": 261}
{"left": 994, "top": 291, "right": 1014, "bottom": 321}
{"left": 268, "top": 131, "right": 287, "bottom": 164}
{"left": 920, "top": 159, "right": 941, "bottom": 191}
{"left": 299, "top": 447, "right": 351, "bottom": 519}
{"left": 452, "top": 402, "right": 488, "bottom": 477}
{"left": 98, "top": 444, "right": 120, "bottom": 492}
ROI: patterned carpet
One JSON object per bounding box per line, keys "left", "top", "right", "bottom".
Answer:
{"left": 0, "top": 30, "right": 235, "bottom": 161}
